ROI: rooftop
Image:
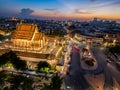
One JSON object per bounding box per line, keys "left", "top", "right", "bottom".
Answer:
{"left": 12, "top": 24, "right": 38, "bottom": 40}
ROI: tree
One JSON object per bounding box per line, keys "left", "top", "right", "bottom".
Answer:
{"left": 0, "top": 54, "right": 7, "bottom": 68}
{"left": 108, "top": 45, "right": 120, "bottom": 53}
{"left": 37, "top": 61, "right": 51, "bottom": 72}
{"left": 0, "top": 71, "right": 7, "bottom": 88}
{"left": 0, "top": 71, "right": 14, "bottom": 90}
{"left": 42, "top": 74, "right": 63, "bottom": 90}
{"left": 0, "top": 51, "right": 27, "bottom": 71}
{"left": 11, "top": 57, "right": 27, "bottom": 70}
{"left": 10, "top": 75, "right": 33, "bottom": 90}
{"left": 50, "top": 74, "right": 63, "bottom": 90}
{"left": 85, "top": 60, "right": 94, "bottom": 66}
{"left": 0, "top": 72, "right": 33, "bottom": 90}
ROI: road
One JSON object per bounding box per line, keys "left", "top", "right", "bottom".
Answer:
{"left": 66, "top": 37, "right": 120, "bottom": 90}
{"left": 64, "top": 47, "right": 93, "bottom": 90}
{"left": 91, "top": 47, "right": 113, "bottom": 90}
{"left": 91, "top": 47, "right": 107, "bottom": 74}
{"left": 107, "top": 62, "right": 120, "bottom": 85}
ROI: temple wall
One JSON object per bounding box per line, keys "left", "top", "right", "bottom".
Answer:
{"left": 11, "top": 39, "right": 44, "bottom": 50}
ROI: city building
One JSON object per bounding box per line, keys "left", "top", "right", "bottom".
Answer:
{"left": 75, "top": 34, "right": 103, "bottom": 45}
{"left": 104, "top": 34, "right": 120, "bottom": 45}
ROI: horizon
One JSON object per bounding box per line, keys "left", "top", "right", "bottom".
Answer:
{"left": 0, "top": 0, "right": 120, "bottom": 21}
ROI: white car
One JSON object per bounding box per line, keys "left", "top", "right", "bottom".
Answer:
{"left": 66, "top": 86, "right": 72, "bottom": 89}
{"left": 24, "top": 70, "right": 36, "bottom": 75}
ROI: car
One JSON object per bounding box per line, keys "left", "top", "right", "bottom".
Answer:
{"left": 66, "top": 86, "right": 72, "bottom": 89}
{"left": 24, "top": 70, "right": 36, "bottom": 75}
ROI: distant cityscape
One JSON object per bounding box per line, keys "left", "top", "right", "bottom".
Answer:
{"left": 0, "top": 0, "right": 120, "bottom": 90}
{"left": 0, "top": 16, "right": 120, "bottom": 90}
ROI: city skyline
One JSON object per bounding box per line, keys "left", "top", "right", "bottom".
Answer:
{"left": 0, "top": 0, "right": 120, "bottom": 21}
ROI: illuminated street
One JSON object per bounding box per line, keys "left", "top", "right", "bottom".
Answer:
{"left": 64, "top": 44, "right": 93, "bottom": 90}
{"left": 63, "top": 37, "right": 120, "bottom": 90}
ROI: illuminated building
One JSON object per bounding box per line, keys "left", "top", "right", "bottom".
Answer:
{"left": 2, "top": 23, "right": 63, "bottom": 69}
{"left": 11, "top": 23, "right": 46, "bottom": 50}
{"left": 104, "top": 34, "right": 120, "bottom": 46}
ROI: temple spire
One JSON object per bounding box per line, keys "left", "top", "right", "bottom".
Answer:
{"left": 20, "top": 19, "right": 23, "bottom": 24}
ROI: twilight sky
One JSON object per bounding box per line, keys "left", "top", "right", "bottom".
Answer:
{"left": 0, "top": 0, "right": 120, "bottom": 20}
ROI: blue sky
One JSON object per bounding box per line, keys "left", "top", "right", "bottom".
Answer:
{"left": 0, "top": 0, "right": 120, "bottom": 20}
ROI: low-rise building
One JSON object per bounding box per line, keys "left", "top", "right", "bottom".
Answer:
{"left": 75, "top": 34, "right": 103, "bottom": 44}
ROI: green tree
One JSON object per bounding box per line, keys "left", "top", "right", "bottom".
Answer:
{"left": 37, "top": 61, "right": 51, "bottom": 72}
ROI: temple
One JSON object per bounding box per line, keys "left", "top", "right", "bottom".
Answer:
{"left": 11, "top": 24, "right": 46, "bottom": 51}
{"left": 0, "top": 23, "right": 64, "bottom": 69}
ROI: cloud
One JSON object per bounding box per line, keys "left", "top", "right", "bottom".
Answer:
{"left": 93, "top": 1, "right": 120, "bottom": 8}
{"left": 44, "top": 8, "right": 57, "bottom": 11}
{"left": 19, "top": 8, "right": 34, "bottom": 16}
{"left": 106, "top": 1, "right": 120, "bottom": 7}
{"left": 74, "top": 9, "right": 91, "bottom": 14}
{"left": 44, "top": 8, "right": 60, "bottom": 15}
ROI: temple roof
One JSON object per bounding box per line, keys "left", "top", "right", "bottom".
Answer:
{"left": 12, "top": 24, "right": 38, "bottom": 40}
{"left": 33, "top": 33, "right": 43, "bottom": 41}
{"left": 12, "top": 24, "right": 57, "bottom": 41}
{"left": 45, "top": 35, "right": 56, "bottom": 41}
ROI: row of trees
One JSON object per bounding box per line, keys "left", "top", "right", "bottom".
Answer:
{"left": 0, "top": 71, "right": 33, "bottom": 90}
{"left": 0, "top": 51, "right": 27, "bottom": 70}
{"left": 0, "top": 51, "right": 52, "bottom": 72}
{"left": 0, "top": 51, "right": 63, "bottom": 90}
{"left": 0, "top": 71, "right": 63, "bottom": 90}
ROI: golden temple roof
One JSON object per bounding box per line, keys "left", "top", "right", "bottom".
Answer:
{"left": 33, "top": 33, "right": 43, "bottom": 41}
{"left": 12, "top": 24, "right": 57, "bottom": 42}
{"left": 12, "top": 24, "right": 38, "bottom": 40}
{"left": 45, "top": 35, "right": 56, "bottom": 41}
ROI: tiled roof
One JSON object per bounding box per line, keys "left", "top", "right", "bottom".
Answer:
{"left": 12, "top": 24, "right": 37, "bottom": 40}
{"left": 33, "top": 33, "right": 43, "bottom": 41}
{"left": 45, "top": 35, "right": 56, "bottom": 41}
